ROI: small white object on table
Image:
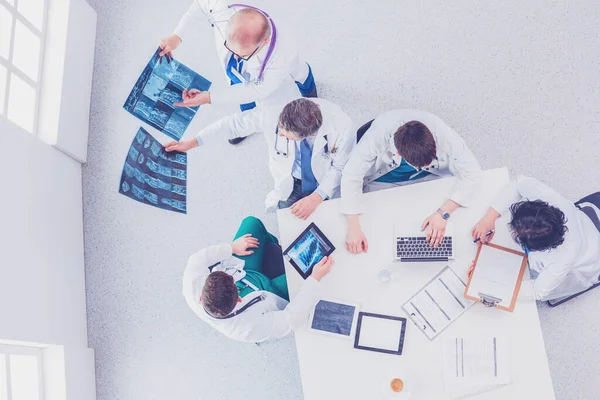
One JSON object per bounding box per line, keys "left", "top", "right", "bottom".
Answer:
{"left": 277, "top": 168, "right": 555, "bottom": 400}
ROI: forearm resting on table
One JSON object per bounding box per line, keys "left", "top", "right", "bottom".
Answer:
{"left": 346, "top": 214, "right": 361, "bottom": 227}
{"left": 440, "top": 199, "right": 461, "bottom": 214}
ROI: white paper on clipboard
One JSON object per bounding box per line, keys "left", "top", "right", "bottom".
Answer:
{"left": 402, "top": 266, "right": 475, "bottom": 340}
{"left": 466, "top": 246, "right": 525, "bottom": 310}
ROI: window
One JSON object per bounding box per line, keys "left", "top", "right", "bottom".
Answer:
{"left": 0, "top": 344, "right": 44, "bottom": 400}
{"left": 0, "top": 0, "right": 48, "bottom": 133}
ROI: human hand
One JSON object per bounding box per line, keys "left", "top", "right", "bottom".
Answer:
{"left": 421, "top": 212, "right": 448, "bottom": 247}
{"left": 159, "top": 34, "right": 182, "bottom": 57}
{"left": 467, "top": 260, "right": 476, "bottom": 279}
{"left": 472, "top": 216, "right": 496, "bottom": 243}
{"left": 290, "top": 193, "right": 323, "bottom": 220}
{"left": 165, "top": 138, "right": 198, "bottom": 153}
{"left": 231, "top": 234, "right": 260, "bottom": 256}
{"left": 346, "top": 223, "right": 368, "bottom": 254}
{"left": 174, "top": 89, "right": 210, "bottom": 107}
{"left": 311, "top": 256, "right": 335, "bottom": 282}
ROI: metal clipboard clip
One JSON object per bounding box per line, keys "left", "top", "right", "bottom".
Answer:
{"left": 478, "top": 293, "right": 502, "bottom": 308}
{"left": 409, "top": 312, "right": 428, "bottom": 331}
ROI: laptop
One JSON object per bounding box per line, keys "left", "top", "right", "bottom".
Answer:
{"left": 394, "top": 225, "right": 454, "bottom": 262}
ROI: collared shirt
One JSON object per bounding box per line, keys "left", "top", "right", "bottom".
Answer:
{"left": 491, "top": 175, "right": 600, "bottom": 301}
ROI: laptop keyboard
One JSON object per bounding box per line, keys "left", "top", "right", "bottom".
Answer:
{"left": 396, "top": 236, "right": 453, "bottom": 261}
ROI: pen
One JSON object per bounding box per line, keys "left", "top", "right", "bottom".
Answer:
{"left": 473, "top": 230, "right": 494, "bottom": 243}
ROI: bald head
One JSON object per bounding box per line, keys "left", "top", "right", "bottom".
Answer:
{"left": 228, "top": 8, "right": 271, "bottom": 50}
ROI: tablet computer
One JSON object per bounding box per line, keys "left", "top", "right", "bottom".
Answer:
{"left": 308, "top": 299, "right": 359, "bottom": 339}
{"left": 283, "top": 223, "right": 335, "bottom": 279}
{"left": 354, "top": 312, "right": 407, "bottom": 356}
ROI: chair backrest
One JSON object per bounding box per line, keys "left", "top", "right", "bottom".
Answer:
{"left": 576, "top": 192, "right": 600, "bottom": 232}
{"left": 356, "top": 119, "right": 374, "bottom": 144}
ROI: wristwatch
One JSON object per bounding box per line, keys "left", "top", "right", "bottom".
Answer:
{"left": 437, "top": 208, "right": 451, "bottom": 220}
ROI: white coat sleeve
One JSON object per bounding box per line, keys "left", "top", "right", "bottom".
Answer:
{"left": 490, "top": 175, "right": 574, "bottom": 215}
{"left": 209, "top": 58, "right": 289, "bottom": 106}
{"left": 259, "top": 277, "right": 322, "bottom": 341}
{"left": 174, "top": 0, "right": 224, "bottom": 39}
{"left": 194, "top": 107, "right": 265, "bottom": 146}
{"left": 339, "top": 120, "right": 385, "bottom": 215}
{"left": 316, "top": 116, "right": 355, "bottom": 198}
{"left": 443, "top": 125, "right": 483, "bottom": 207}
{"left": 518, "top": 261, "right": 572, "bottom": 301}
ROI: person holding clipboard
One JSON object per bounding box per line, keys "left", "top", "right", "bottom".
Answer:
{"left": 471, "top": 175, "right": 600, "bottom": 303}
{"left": 182, "top": 216, "right": 335, "bottom": 342}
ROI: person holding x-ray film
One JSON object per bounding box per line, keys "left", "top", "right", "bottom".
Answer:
{"left": 159, "top": 0, "right": 318, "bottom": 145}
{"left": 166, "top": 98, "right": 354, "bottom": 218}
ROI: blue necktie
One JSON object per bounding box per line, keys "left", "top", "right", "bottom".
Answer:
{"left": 226, "top": 54, "right": 256, "bottom": 112}
{"left": 300, "top": 139, "right": 317, "bottom": 192}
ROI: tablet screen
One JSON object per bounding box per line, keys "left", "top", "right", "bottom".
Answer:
{"left": 354, "top": 313, "right": 407, "bottom": 355}
{"left": 284, "top": 223, "right": 335, "bottom": 278}
{"left": 310, "top": 300, "right": 358, "bottom": 337}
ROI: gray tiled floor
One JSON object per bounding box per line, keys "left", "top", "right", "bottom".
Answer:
{"left": 83, "top": 0, "right": 600, "bottom": 399}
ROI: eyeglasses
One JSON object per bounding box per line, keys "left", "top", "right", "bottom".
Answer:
{"left": 224, "top": 41, "right": 261, "bottom": 61}
{"left": 274, "top": 127, "right": 289, "bottom": 158}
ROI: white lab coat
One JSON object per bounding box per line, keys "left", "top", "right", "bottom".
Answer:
{"left": 182, "top": 243, "right": 322, "bottom": 342}
{"left": 340, "top": 109, "right": 483, "bottom": 215}
{"left": 491, "top": 176, "right": 600, "bottom": 301}
{"left": 195, "top": 98, "right": 355, "bottom": 212}
{"left": 174, "top": 0, "right": 309, "bottom": 106}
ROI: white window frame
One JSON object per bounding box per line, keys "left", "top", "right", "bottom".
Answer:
{"left": 0, "top": 0, "right": 50, "bottom": 134}
{"left": 0, "top": 343, "right": 45, "bottom": 400}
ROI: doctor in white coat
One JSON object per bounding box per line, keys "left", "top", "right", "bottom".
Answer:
{"left": 166, "top": 98, "right": 355, "bottom": 218}
{"left": 471, "top": 176, "right": 600, "bottom": 301}
{"left": 182, "top": 217, "right": 334, "bottom": 342}
{"left": 161, "top": 0, "right": 317, "bottom": 144}
{"left": 341, "top": 110, "right": 483, "bottom": 253}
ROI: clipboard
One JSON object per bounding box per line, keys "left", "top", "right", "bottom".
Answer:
{"left": 464, "top": 243, "right": 528, "bottom": 312}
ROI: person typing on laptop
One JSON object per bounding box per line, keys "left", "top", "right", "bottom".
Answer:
{"left": 182, "top": 216, "right": 335, "bottom": 342}
{"left": 341, "top": 110, "right": 482, "bottom": 254}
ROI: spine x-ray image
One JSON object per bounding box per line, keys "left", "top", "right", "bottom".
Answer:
{"left": 123, "top": 48, "right": 212, "bottom": 141}
{"left": 119, "top": 127, "right": 188, "bottom": 213}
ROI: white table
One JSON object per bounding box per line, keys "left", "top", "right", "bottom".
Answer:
{"left": 277, "top": 168, "right": 555, "bottom": 400}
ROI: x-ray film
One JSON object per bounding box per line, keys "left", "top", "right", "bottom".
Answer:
{"left": 283, "top": 223, "right": 335, "bottom": 279}
{"left": 119, "top": 127, "right": 188, "bottom": 213}
{"left": 123, "top": 48, "right": 211, "bottom": 141}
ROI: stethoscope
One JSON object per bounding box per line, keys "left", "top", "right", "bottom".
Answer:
{"left": 209, "top": 3, "right": 277, "bottom": 83}
{"left": 274, "top": 127, "right": 339, "bottom": 159}
{"left": 204, "top": 262, "right": 267, "bottom": 319}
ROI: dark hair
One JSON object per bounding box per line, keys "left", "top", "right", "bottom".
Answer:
{"left": 393, "top": 121, "right": 437, "bottom": 168}
{"left": 278, "top": 99, "right": 323, "bottom": 139}
{"left": 202, "top": 271, "right": 238, "bottom": 317}
{"left": 509, "top": 200, "right": 568, "bottom": 252}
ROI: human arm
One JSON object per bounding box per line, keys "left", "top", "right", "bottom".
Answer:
{"left": 254, "top": 256, "right": 335, "bottom": 341}
{"left": 346, "top": 214, "right": 368, "bottom": 254}
{"left": 165, "top": 106, "right": 265, "bottom": 152}
{"left": 421, "top": 200, "right": 461, "bottom": 247}
{"left": 518, "top": 259, "right": 573, "bottom": 301}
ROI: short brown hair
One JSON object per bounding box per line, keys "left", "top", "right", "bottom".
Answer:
{"left": 278, "top": 99, "right": 323, "bottom": 139}
{"left": 202, "top": 271, "right": 238, "bottom": 317}
{"left": 393, "top": 121, "right": 437, "bottom": 168}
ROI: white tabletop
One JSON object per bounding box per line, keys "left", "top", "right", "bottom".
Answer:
{"left": 277, "top": 168, "right": 555, "bottom": 400}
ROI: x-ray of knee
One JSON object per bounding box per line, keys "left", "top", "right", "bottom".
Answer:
{"left": 119, "top": 127, "right": 188, "bottom": 214}
{"left": 123, "top": 48, "right": 211, "bottom": 141}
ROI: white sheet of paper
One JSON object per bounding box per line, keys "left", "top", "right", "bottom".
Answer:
{"left": 403, "top": 267, "right": 475, "bottom": 339}
{"left": 467, "top": 246, "right": 524, "bottom": 308}
{"left": 357, "top": 316, "right": 404, "bottom": 352}
{"left": 443, "top": 337, "right": 511, "bottom": 398}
